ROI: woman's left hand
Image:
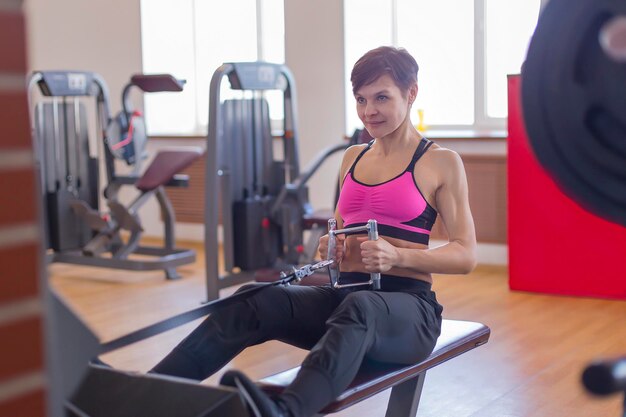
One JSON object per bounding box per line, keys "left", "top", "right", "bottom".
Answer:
{"left": 357, "top": 236, "right": 399, "bottom": 273}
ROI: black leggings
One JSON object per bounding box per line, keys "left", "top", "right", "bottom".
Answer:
{"left": 151, "top": 273, "right": 443, "bottom": 417}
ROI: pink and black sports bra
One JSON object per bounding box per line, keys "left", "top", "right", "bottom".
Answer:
{"left": 337, "top": 138, "right": 437, "bottom": 245}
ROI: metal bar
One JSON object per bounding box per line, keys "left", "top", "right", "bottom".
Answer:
{"left": 384, "top": 372, "right": 426, "bottom": 417}
{"left": 53, "top": 249, "right": 195, "bottom": 271}
{"left": 327, "top": 219, "right": 339, "bottom": 287}
{"left": 328, "top": 220, "right": 380, "bottom": 289}
{"left": 281, "top": 66, "right": 299, "bottom": 183}
{"left": 333, "top": 224, "right": 370, "bottom": 236}
{"left": 71, "top": 98, "right": 81, "bottom": 194}
{"left": 205, "top": 64, "right": 232, "bottom": 301}
{"left": 52, "top": 98, "right": 62, "bottom": 190}
{"left": 154, "top": 187, "right": 175, "bottom": 249}
{"left": 367, "top": 219, "right": 381, "bottom": 290}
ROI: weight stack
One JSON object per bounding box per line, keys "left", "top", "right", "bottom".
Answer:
{"left": 233, "top": 195, "right": 281, "bottom": 270}
{"left": 46, "top": 192, "right": 93, "bottom": 252}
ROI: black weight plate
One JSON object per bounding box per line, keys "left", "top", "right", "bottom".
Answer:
{"left": 522, "top": 0, "right": 626, "bottom": 227}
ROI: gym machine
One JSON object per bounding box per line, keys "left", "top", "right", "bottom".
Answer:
{"left": 522, "top": 0, "right": 626, "bottom": 413}
{"left": 29, "top": 71, "right": 201, "bottom": 279}
{"left": 204, "top": 62, "right": 349, "bottom": 300}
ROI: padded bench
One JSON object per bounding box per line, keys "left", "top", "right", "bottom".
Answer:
{"left": 258, "top": 319, "right": 490, "bottom": 416}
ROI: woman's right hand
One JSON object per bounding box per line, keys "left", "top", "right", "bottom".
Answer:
{"left": 318, "top": 233, "right": 346, "bottom": 263}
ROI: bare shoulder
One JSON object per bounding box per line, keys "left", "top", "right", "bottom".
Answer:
{"left": 426, "top": 144, "right": 462, "bottom": 163}
{"left": 340, "top": 143, "right": 368, "bottom": 174}
{"left": 417, "top": 144, "right": 467, "bottom": 193}
{"left": 424, "top": 144, "right": 465, "bottom": 174}
{"left": 345, "top": 143, "right": 368, "bottom": 159}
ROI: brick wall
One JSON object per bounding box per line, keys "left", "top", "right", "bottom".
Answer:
{"left": 0, "top": 1, "right": 47, "bottom": 416}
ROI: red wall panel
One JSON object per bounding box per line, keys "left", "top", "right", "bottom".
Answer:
{"left": 507, "top": 75, "right": 626, "bottom": 299}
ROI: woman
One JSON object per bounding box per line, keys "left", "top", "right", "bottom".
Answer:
{"left": 151, "top": 46, "right": 476, "bottom": 417}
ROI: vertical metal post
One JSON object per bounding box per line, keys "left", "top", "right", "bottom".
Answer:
{"left": 367, "top": 219, "right": 381, "bottom": 290}
{"left": 205, "top": 64, "right": 231, "bottom": 301}
{"left": 385, "top": 372, "right": 426, "bottom": 417}
{"left": 327, "top": 219, "right": 339, "bottom": 287}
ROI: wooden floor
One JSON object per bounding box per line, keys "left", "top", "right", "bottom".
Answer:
{"left": 49, "top": 243, "right": 626, "bottom": 417}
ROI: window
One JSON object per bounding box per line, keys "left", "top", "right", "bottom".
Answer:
{"left": 140, "top": 0, "right": 285, "bottom": 136}
{"left": 344, "top": 0, "right": 541, "bottom": 133}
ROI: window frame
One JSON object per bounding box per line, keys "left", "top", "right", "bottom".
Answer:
{"left": 345, "top": 0, "right": 538, "bottom": 134}
{"left": 140, "top": 0, "right": 284, "bottom": 136}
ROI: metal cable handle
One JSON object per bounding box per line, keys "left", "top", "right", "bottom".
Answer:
{"left": 100, "top": 258, "right": 334, "bottom": 353}
{"left": 327, "top": 219, "right": 381, "bottom": 290}
{"left": 327, "top": 219, "right": 340, "bottom": 287}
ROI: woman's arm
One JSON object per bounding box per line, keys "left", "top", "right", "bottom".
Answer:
{"left": 360, "top": 149, "right": 477, "bottom": 275}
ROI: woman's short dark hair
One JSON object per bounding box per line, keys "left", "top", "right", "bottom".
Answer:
{"left": 350, "top": 46, "right": 419, "bottom": 95}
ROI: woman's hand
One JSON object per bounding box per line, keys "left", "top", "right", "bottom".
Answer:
{"left": 357, "top": 236, "right": 399, "bottom": 273}
{"left": 319, "top": 233, "right": 346, "bottom": 263}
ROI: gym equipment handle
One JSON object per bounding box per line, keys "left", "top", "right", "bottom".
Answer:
{"left": 327, "top": 219, "right": 381, "bottom": 290}
{"left": 99, "top": 259, "right": 334, "bottom": 354}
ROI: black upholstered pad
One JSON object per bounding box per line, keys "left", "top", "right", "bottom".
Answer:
{"left": 258, "top": 319, "right": 490, "bottom": 413}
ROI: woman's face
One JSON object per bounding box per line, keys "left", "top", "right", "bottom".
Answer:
{"left": 354, "top": 74, "right": 416, "bottom": 139}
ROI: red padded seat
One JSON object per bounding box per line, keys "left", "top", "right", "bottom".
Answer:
{"left": 136, "top": 148, "right": 203, "bottom": 192}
